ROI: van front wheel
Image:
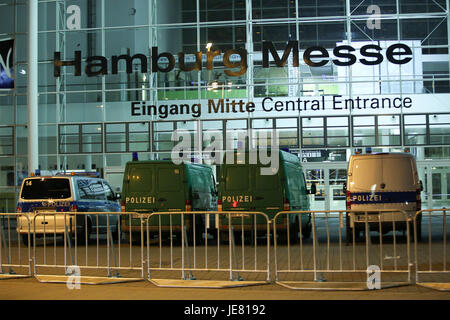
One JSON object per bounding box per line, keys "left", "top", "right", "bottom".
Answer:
{"left": 21, "top": 234, "right": 34, "bottom": 247}
{"left": 301, "top": 222, "right": 312, "bottom": 240}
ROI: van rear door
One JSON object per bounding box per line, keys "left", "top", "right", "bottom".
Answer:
{"left": 221, "top": 165, "right": 252, "bottom": 211}
{"left": 253, "top": 165, "right": 283, "bottom": 215}
{"left": 349, "top": 154, "right": 417, "bottom": 213}
{"left": 155, "top": 165, "right": 185, "bottom": 211}
{"left": 124, "top": 164, "right": 155, "bottom": 212}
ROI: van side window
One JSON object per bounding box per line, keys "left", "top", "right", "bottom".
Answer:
{"left": 77, "top": 179, "right": 105, "bottom": 200}
{"left": 90, "top": 181, "right": 106, "bottom": 200}
{"left": 104, "top": 182, "right": 115, "bottom": 201}
{"left": 77, "top": 179, "right": 90, "bottom": 200}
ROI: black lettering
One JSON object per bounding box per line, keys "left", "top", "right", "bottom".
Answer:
{"left": 112, "top": 54, "right": 148, "bottom": 74}
{"left": 403, "top": 97, "right": 412, "bottom": 108}
{"left": 382, "top": 98, "right": 391, "bottom": 108}
{"left": 208, "top": 99, "right": 224, "bottom": 113}
{"left": 333, "top": 95, "right": 342, "bottom": 109}
{"left": 274, "top": 100, "right": 284, "bottom": 111}
{"left": 246, "top": 102, "right": 255, "bottom": 113}
{"left": 54, "top": 51, "right": 81, "bottom": 77}
{"left": 386, "top": 43, "right": 412, "bottom": 65}
{"left": 304, "top": 46, "right": 329, "bottom": 67}
{"left": 152, "top": 47, "right": 175, "bottom": 73}
{"left": 262, "top": 97, "right": 273, "bottom": 111}
{"left": 131, "top": 102, "right": 141, "bottom": 116}
{"left": 85, "top": 56, "right": 108, "bottom": 76}
{"left": 224, "top": 48, "right": 248, "bottom": 76}
{"left": 192, "top": 104, "right": 201, "bottom": 117}
{"left": 178, "top": 52, "right": 202, "bottom": 72}
{"left": 158, "top": 105, "right": 168, "bottom": 118}
{"left": 206, "top": 49, "right": 221, "bottom": 70}
{"left": 393, "top": 97, "right": 402, "bottom": 108}
{"left": 360, "top": 44, "right": 383, "bottom": 65}
{"left": 262, "top": 40, "right": 299, "bottom": 68}
{"left": 333, "top": 45, "right": 357, "bottom": 66}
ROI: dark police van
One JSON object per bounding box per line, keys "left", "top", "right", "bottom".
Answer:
{"left": 16, "top": 172, "right": 121, "bottom": 245}
{"left": 121, "top": 160, "right": 218, "bottom": 244}
{"left": 218, "top": 149, "right": 314, "bottom": 243}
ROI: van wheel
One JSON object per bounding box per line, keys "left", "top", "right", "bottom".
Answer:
{"left": 346, "top": 214, "right": 359, "bottom": 243}
{"left": 21, "top": 234, "right": 34, "bottom": 247}
{"left": 301, "top": 222, "right": 312, "bottom": 240}
{"left": 277, "top": 230, "right": 288, "bottom": 245}
{"left": 219, "top": 231, "right": 230, "bottom": 245}
{"left": 288, "top": 218, "right": 299, "bottom": 244}
{"left": 414, "top": 218, "right": 422, "bottom": 242}
{"left": 187, "top": 222, "right": 203, "bottom": 246}
{"left": 112, "top": 226, "right": 122, "bottom": 243}
{"left": 76, "top": 221, "right": 92, "bottom": 245}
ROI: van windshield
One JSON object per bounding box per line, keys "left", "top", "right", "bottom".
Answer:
{"left": 21, "top": 178, "right": 71, "bottom": 199}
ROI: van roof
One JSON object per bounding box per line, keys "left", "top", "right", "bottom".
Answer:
{"left": 350, "top": 152, "right": 414, "bottom": 159}
{"left": 124, "top": 160, "right": 212, "bottom": 170}
{"left": 220, "top": 149, "right": 300, "bottom": 165}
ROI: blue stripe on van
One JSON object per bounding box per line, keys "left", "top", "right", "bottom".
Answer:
{"left": 350, "top": 192, "right": 417, "bottom": 205}
{"left": 18, "top": 201, "right": 120, "bottom": 212}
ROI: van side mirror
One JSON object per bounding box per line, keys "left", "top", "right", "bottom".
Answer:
{"left": 115, "top": 193, "right": 121, "bottom": 200}
{"left": 343, "top": 182, "right": 347, "bottom": 193}
{"left": 310, "top": 182, "right": 317, "bottom": 195}
{"left": 419, "top": 180, "right": 423, "bottom": 192}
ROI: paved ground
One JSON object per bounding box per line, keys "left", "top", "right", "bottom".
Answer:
{"left": 1, "top": 213, "right": 449, "bottom": 302}
{"left": 0, "top": 275, "right": 449, "bottom": 300}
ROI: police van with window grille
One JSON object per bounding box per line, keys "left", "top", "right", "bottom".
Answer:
{"left": 121, "top": 160, "right": 218, "bottom": 245}
{"left": 16, "top": 171, "right": 121, "bottom": 245}
{"left": 344, "top": 152, "right": 423, "bottom": 241}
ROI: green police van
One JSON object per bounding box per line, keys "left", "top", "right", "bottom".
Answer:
{"left": 121, "top": 160, "right": 218, "bottom": 244}
{"left": 218, "top": 149, "right": 314, "bottom": 242}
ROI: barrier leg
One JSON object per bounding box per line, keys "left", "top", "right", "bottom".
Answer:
{"left": 183, "top": 225, "right": 195, "bottom": 280}
{"left": 64, "top": 226, "right": 74, "bottom": 276}
{"left": 311, "top": 214, "right": 325, "bottom": 282}
{"left": 108, "top": 216, "right": 121, "bottom": 278}
{"left": 0, "top": 222, "right": 15, "bottom": 275}
{"left": 230, "top": 226, "right": 243, "bottom": 281}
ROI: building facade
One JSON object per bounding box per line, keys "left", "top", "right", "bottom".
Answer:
{"left": 1, "top": 0, "right": 450, "bottom": 211}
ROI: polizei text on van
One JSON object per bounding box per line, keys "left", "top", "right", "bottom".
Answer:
{"left": 53, "top": 41, "right": 412, "bottom": 78}
{"left": 126, "top": 196, "right": 156, "bottom": 204}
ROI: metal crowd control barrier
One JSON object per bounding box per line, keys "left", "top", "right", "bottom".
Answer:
{"left": 273, "top": 209, "right": 412, "bottom": 290}
{"left": 145, "top": 211, "right": 271, "bottom": 288}
{"left": 414, "top": 208, "right": 450, "bottom": 291}
{"left": 30, "top": 211, "right": 144, "bottom": 285}
{"left": 0, "top": 213, "right": 32, "bottom": 279}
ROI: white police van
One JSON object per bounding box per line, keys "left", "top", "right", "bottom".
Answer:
{"left": 16, "top": 171, "right": 121, "bottom": 245}
{"left": 344, "top": 152, "right": 423, "bottom": 241}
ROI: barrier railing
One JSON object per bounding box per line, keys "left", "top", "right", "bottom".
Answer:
{"left": 414, "top": 208, "right": 450, "bottom": 291}
{"left": 2, "top": 208, "right": 449, "bottom": 291}
{"left": 273, "top": 209, "right": 413, "bottom": 290}
{"left": 0, "top": 213, "right": 32, "bottom": 278}
{"left": 29, "top": 211, "right": 144, "bottom": 284}
{"left": 144, "top": 211, "right": 271, "bottom": 288}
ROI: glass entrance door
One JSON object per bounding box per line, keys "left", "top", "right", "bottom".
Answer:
{"left": 302, "top": 162, "right": 348, "bottom": 211}
{"left": 417, "top": 161, "right": 450, "bottom": 210}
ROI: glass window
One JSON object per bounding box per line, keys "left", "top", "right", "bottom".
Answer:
{"left": 0, "top": 126, "right": 14, "bottom": 156}
{"left": 21, "top": 178, "right": 71, "bottom": 200}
